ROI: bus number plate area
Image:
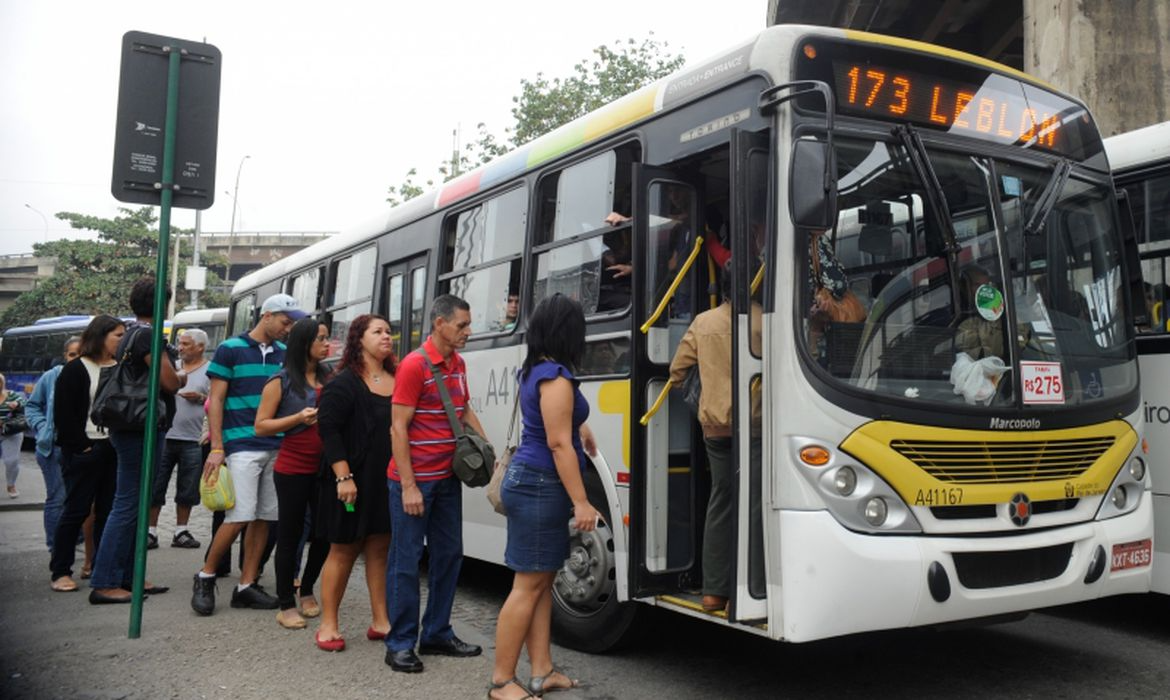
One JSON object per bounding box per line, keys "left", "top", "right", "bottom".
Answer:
{"left": 1111, "top": 539, "right": 1152, "bottom": 571}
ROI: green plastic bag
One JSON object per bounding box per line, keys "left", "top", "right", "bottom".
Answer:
{"left": 200, "top": 465, "right": 234, "bottom": 512}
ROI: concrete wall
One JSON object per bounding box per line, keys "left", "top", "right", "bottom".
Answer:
{"left": 1024, "top": 0, "right": 1170, "bottom": 136}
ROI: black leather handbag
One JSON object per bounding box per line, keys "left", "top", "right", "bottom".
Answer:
{"left": 90, "top": 326, "right": 165, "bottom": 432}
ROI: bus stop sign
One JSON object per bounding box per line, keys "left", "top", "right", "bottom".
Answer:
{"left": 111, "top": 31, "right": 221, "bottom": 209}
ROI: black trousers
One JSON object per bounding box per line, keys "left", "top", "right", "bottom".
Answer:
{"left": 274, "top": 471, "right": 329, "bottom": 609}
{"left": 49, "top": 441, "right": 117, "bottom": 580}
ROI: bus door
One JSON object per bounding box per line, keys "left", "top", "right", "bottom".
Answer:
{"left": 629, "top": 165, "right": 704, "bottom": 597}
{"left": 381, "top": 255, "right": 429, "bottom": 360}
{"left": 729, "top": 129, "right": 770, "bottom": 621}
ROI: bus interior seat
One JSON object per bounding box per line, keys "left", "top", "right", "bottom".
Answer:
{"left": 824, "top": 321, "right": 866, "bottom": 377}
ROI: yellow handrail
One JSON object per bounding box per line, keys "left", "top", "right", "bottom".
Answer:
{"left": 750, "top": 262, "right": 765, "bottom": 295}
{"left": 640, "top": 236, "right": 704, "bottom": 334}
{"left": 640, "top": 379, "right": 674, "bottom": 425}
{"left": 707, "top": 254, "right": 718, "bottom": 310}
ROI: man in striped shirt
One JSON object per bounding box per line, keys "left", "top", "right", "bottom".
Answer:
{"left": 385, "top": 294, "right": 487, "bottom": 673}
{"left": 191, "top": 293, "right": 305, "bottom": 616}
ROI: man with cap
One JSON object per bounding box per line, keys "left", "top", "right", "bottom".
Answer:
{"left": 192, "top": 293, "right": 305, "bottom": 615}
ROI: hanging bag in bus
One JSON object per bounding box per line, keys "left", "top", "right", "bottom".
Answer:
{"left": 487, "top": 389, "right": 521, "bottom": 515}
{"left": 810, "top": 233, "right": 866, "bottom": 324}
{"left": 90, "top": 326, "right": 164, "bottom": 431}
{"left": 423, "top": 354, "right": 495, "bottom": 488}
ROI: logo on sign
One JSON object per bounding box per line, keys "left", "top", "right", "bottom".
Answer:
{"left": 1009, "top": 492, "right": 1031, "bottom": 526}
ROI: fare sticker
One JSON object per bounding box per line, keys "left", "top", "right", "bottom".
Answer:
{"left": 1021, "top": 361, "right": 1064, "bottom": 404}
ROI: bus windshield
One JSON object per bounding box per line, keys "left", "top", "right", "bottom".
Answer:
{"left": 810, "top": 134, "right": 1138, "bottom": 410}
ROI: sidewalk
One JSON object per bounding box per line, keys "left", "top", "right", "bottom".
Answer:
{"left": 0, "top": 449, "right": 516, "bottom": 699}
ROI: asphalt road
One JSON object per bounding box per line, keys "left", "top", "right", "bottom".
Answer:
{"left": 3, "top": 450, "right": 1170, "bottom": 699}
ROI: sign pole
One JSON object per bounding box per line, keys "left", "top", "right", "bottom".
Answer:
{"left": 129, "top": 43, "right": 182, "bottom": 639}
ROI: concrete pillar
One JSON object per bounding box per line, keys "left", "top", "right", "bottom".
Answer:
{"left": 1024, "top": 0, "right": 1170, "bottom": 137}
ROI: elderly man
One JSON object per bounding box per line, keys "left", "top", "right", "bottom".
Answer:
{"left": 147, "top": 328, "right": 211, "bottom": 550}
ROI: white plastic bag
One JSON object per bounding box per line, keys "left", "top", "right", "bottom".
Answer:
{"left": 950, "top": 353, "right": 1009, "bottom": 405}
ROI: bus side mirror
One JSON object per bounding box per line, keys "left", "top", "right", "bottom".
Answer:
{"left": 790, "top": 139, "right": 838, "bottom": 230}
{"left": 1116, "top": 189, "right": 1149, "bottom": 327}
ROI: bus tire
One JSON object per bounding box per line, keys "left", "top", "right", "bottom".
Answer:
{"left": 550, "top": 470, "right": 638, "bottom": 653}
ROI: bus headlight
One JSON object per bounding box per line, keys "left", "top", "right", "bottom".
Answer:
{"left": 1128, "top": 457, "right": 1146, "bottom": 482}
{"left": 834, "top": 467, "right": 857, "bottom": 496}
{"left": 864, "top": 498, "right": 888, "bottom": 526}
{"left": 1110, "top": 486, "right": 1127, "bottom": 510}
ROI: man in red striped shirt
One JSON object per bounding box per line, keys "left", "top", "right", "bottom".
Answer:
{"left": 385, "top": 294, "right": 489, "bottom": 673}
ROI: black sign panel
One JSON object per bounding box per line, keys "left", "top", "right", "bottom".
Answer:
{"left": 111, "top": 31, "right": 221, "bottom": 209}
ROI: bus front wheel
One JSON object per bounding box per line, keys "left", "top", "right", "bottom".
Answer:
{"left": 551, "top": 515, "right": 637, "bottom": 653}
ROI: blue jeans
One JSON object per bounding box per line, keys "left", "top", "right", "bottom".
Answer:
{"left": 151, "top": 439, "right": 203, "bottom": 507}
{"left": 37, "top": 448, "right": 65, "bottom": 551}
{"left": 386, "top": 477, "right": 464, "bottom": 652}
{"left": 90, "top": 430, "right": 164, "bottom": 590}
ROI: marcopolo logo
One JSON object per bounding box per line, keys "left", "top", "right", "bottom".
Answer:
{"left": 989, "top": 417, "right": 1042, "bottom": 430}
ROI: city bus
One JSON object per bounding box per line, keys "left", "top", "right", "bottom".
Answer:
{"left": 1105, "top": 119, "right": 1170, "bottom": 593}
{"left": 230, "top": 24, "right": 1151, "bottom": 647}
{"left": 169, "top": 307, "right": 229, "bottom": 358}
{"left": 0, "top": 316, "right": 99, "bottom": 396}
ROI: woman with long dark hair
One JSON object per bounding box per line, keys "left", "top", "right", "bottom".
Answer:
{"left": 313, "top": 314, "right": 395, "bottom": 651}
{"left": 489, "top": 294, "right": 597, "bottom": 699}
{"left": 48, "top": 315, "right": 124, "bottom": 593}
{"left": 255, "top": 317, "right": 332, "bottom": 630}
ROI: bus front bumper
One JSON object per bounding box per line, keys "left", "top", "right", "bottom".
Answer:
{"left": 777, "top": 496, "right": 1152, "bottom": 642}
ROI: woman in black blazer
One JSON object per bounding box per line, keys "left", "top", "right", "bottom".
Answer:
{"left": 313, "top": 314, "right": 395, "bottom": 652}
{"left": 48, "top": 315, "right": 124, "bottom": 592}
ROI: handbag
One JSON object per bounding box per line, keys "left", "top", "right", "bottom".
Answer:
{"left": 199, "top": 465, "right": 235, "bottom": 511}
{"left": 89, "top": 326, "right": 166, "bottom": 432}
{"left": 679, "top": 365, "right": 702, "bottom": 414}
{"left": 810, "top": 234, "right": 866, "bottom": 324}
{"left": 423, "top": 354, "right": 495, "bottom": 488}
{"left": 487, "top": 389, "right": 521, "bottom": 515}
{"left": 1, "top": 414, "right": 29, "bottom": 436}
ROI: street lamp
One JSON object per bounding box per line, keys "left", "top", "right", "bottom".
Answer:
{"left": 226, "top": 154, "right": 250, "bottom": 284}
{"left": 24, "top": 203, "right": 48, "bottom": 243}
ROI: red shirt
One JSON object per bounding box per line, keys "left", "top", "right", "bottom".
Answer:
{"left": 387, "top": 337, "right": 468, "bottom": 482}
{"left": 274, "top": 386, "right": 323, "bottom": 476}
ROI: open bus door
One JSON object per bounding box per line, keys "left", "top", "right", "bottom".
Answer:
{"left": 729, "top": 128, "right": 771, "bottom": 622}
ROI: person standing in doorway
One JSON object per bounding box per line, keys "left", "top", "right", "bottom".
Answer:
{"left": 385, "top": 294, "right": 485, "bottom": 673}
{"left": 191, "top": 293, "right": 304, "bottom": 615}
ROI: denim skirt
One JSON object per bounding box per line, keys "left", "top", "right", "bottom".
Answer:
{"left": 501, "top": 459, "right": 573, "bottom": 572}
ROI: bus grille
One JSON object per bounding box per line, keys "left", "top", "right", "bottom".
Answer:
{"left": 890, "top": 437, "right": 1115, "bottom": 484}
{"left": 952, "top": 543, "right": 1073, "bottom": 589}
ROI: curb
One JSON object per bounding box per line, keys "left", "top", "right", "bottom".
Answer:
{"left": 0, "top": 502, "right": 46, "bottom": 513}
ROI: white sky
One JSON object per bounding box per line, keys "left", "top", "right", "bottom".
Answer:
{"left": 0, "top": 0, "right": 766, "bottom": 256}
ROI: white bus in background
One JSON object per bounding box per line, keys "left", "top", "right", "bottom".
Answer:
{"left": 169, "top": 307, "right": 228, "bottom": 358}
{"left": 1106, "top": 120, "right": 1170, "bottom": 593}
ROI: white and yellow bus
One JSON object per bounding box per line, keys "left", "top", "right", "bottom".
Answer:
{"left": 230, "top": 25, "right": 1152, "bottom": 648}
{"left": 1106, "top": 119, "right": 1170, "bottom": 593}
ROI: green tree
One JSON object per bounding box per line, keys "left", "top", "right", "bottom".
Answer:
{"left": 387, "top": 35, "right": 684, "bottom": 203}
{"left": 0, "top": 207, "right": 230, "bottom": 330}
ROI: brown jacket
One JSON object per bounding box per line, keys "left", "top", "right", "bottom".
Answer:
{"left": 668, "top": 302, "right": 763, "bottom": 438}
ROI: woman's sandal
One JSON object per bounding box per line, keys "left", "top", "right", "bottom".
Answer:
{"left": 488, "top": 677, "right": 536, "bottom": 700}
{"left": 529, "top": 668, "right": 579, "bottom": 695}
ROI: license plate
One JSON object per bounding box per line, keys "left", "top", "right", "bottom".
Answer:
{"left": 1110, "top": 539, "right": 1152, "bottom": 571}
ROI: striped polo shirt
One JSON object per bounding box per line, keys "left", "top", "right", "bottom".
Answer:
{"left": 388, "top": 337, "right": 468, "bottom": 482}
{"left": 208, "top": 333, "right": 286, "bottom": 454}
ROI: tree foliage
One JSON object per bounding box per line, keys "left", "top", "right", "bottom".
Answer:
{"left": 387, "top": 35, "right": 684, "bottom": 203}
{"left": 0, "top": 207, "right": 230, "bottom": 330}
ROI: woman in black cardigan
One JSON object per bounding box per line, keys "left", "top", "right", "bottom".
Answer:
{"left": 313, "top": 314, "right": 395, "bottom": 652}
{"left": 48, "top": 315, "right": 124, "bottom": 592}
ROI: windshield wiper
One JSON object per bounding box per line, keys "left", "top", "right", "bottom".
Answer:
{"left": 892, "top": 124, "right": 962, "bottom": 317}
{"left": 1023, "top": 159, "right": 1072, "bottom": 236}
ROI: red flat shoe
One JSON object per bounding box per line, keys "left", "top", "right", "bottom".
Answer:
{"left": 315, "top": 632, "right": 346, "bottom": 652}
{"left": 366, "top": 626, "right": 387, "bottom": 641}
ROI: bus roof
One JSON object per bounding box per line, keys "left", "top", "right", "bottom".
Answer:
{"left": 1104, "top": 120, "right": 1170, "bottom": 172}
{"left": 231, "top": 24, "right": 1065, "bottom": 297}
{"left": 3, "top": 316, "right": 98, "bottom": 336}
{"left": 171, "top": 307, "right": 228, "bottom": 325}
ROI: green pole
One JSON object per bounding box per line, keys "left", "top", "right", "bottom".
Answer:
{"left": 129, "top": 43, "right": 182, "bottom": 639}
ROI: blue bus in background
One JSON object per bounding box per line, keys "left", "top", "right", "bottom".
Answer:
{"left": 0, "top": 316, "right": 97, "bottom": 397}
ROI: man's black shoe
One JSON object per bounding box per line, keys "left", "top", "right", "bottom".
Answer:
{"left": 146, "top": 533, "right": 159, "bottom": 550}
{"left": 386, "top": 648, "right": 425, "bottom": 673}
{"left": 172, "top": 531, "right": 201, "bottom": 548}
{"left": 191, "top": 574, "right": 216, "bottom": 615}
{"left": 230, "top": 583, "right": 279, "bottom": 609}
{"left": 418, "top": 636, "right": 482, "bottom": 657}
